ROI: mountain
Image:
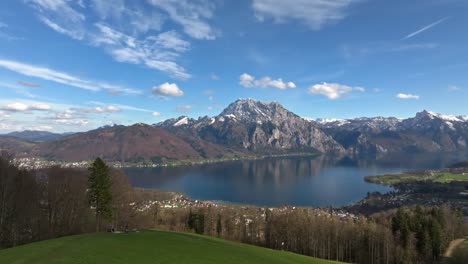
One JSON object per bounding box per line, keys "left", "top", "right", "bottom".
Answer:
{"left": 38, "top": 123, "right": 231, "bottom": 162}
{"left": 2, "top": 130, "right": 71, "bottom": 142}
{"left": 2, "top": 100, "right": 468, "bottom": 163}
{"left": 156, "top": 99, "right": 345, "bottom": 154}
{"left": 319, "top": 110, "right": 468, "bottom": 155}
{"left": 0, "top": 136, "right": 38, "bottom": 157}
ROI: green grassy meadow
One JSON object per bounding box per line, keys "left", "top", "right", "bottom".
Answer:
{"left": 365, "top": 172, "right": 468, "bottom": 186}
{"left": 0, "top": 230, "right": 343, "bottom": 264}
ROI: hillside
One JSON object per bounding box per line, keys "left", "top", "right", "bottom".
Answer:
{"left": 3, "top": 130, "right": 68, "bottom": 142}
{"left": 39, "top": 124, "right": 229, "bottom": 162}
{"left": 0, "top": 137, "right": 37, "bottom": 157}
{"left": 0, "top": 231, "right": 341, "bottom": 264}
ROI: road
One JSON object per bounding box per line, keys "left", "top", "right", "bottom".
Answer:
{"left": 444, "top": 238, "right": 466, "bottom": 257}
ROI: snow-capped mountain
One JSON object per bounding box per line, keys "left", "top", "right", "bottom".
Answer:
{"left": 154, "top": 100, "right": 468, "bottom": 156}
{"left": 319, "top": 110, "right": 468, "bottom": 155}
{"left": 319, "top": 117, "right": 402, "bottom": 133}
{"left": 156, "top": 99, "right": 345, "bottom": 154}
{"left": 3, "top": 100, "right": 468, "bottom": 162}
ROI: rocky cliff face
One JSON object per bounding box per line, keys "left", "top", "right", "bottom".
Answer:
{"left": 157, "top": 99, "right": 345, "bottom": 154}
{"left": 319, "top": 110, "right": 468, "bottom": 155}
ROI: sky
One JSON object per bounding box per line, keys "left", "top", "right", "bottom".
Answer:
{"left": 0, "top": 0, "right": 467, "bottom": 133}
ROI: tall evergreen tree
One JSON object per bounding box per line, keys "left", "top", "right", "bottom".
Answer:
{"left": 88, "top": 157, "right": 112, "bottom": 232}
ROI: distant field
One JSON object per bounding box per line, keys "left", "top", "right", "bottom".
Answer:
{"left": 365, "top": 172, "right": 468, "bottom": 186}
{"left": 0, "top": 231, "right": 342, "bottom": 264}
{"left": 433, "top": 173, "right": 468, "bottom": 183}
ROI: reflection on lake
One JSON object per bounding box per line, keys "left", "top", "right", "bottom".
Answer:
{"left": 124, "top": 152, "right": 468, "bottom": 207}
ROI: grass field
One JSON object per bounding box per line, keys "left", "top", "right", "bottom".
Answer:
{"left": 0, "top": 231, "right": 342, "bottom": 264}
{"left": 433, "top": 173, "right": 468, "bottom": 183}
{"left": 365, "top": 172, "right": 468, "bottom": 186}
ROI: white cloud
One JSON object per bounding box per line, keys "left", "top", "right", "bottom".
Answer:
{"left": 148, "top": 0, "right": 218, "bottom": 40}
{"left": 208, "top": 96, "right": 214, "bottom": 101}
{"left": 448, "top": 85, "right": 461, "bottom": 91}
{"left": 207, "top": 106, "right": 213, "bottom": 111}
{"left": 17, "top": 81, "right": 40, "bottom": 88}
{"left": 54, "top": 119, "right": 89, "bottom": 126}
{"left": 309, "top": 82, "right": 365, "bottom": 99}
{"left": 152, "top": 111, "right": 161, "bottom": 117}
{"left": 86, "top": 101, "right": 155, "bottom": 113}
{"left": 27, "top": 125, "right": 54, "bottom": 131}
{"left": 152, "top": 82, "right": 184, "bottom": 97}
{"left": 0, "top": 111, "right": 11, "bottom": 120}
{"left": 1, "top": 102, "right": 51, "bottom": 112}
{"left": 39, "top": 16, "right": 84, "bottom": 40}
{"left": 354, "top": 87, "right": 365, "bottom": 92}
{"left": 0, "top": 123, "right": 14, "bottom": 130}
{"left": 29, "top": 0, "right": 86, "bottom": 39}
{"left": 0, "top": 59, "right": 141, "bottom": 95}
{"left": 176, "top": 105, "right": 192, "bottom": 113}
{"left": 396, "top": 93, "right": 420, "bottom": 100}
{"left": 255, "top": 77, "right": 296, "bottom": 90}
{"left": 239, "top": 73, "right": 255, "bottom": 88}
{"left": 4, "top": 102, "right": 29, "bottom": 112}
{"left": 47, "top": 109, "right": 89, "bottom": 126}
{"left": 153, "top": 31, "right": 190, "bottom": 52}
{"left": 90, "top": 0, "right": 126, "bottom": 20}
{"left": 402, "top": 17, "right": 450, "bottom": 40}
{"left": 93, "top": 23, "right": 191, "bottom": 79}
{"left": 90, "top": 0, "right": 164, "bottom": 34}
{"left": 0, "top": 111, "right": 10, "bottom": 117}
{"left": 239, "top": 73, "right": 296, "bottom": 90}
{"left": 71, "top": 105, "right": 121, "bottom": 114}
{"left": 31, "top": 102, "right": 52, "bottom": 110}
{"left": 26, "top": 0, "right": 194, "bottom": 80}
{"left": 94, "top": 106, "right": 120, "bottom": 113}
{"left": 252, "top": 0, "right": 360, "bottom": 30}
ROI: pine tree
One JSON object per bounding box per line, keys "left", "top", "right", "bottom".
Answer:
{"left": 88, "top": 157, "right": 112, "bottom": 232}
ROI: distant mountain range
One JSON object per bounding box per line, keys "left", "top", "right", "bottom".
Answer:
{"left": 1, "top": 99, "right": 468, "bottom": 162}
{"left": 2, "top": 130, "right": 73, "bottom": 142}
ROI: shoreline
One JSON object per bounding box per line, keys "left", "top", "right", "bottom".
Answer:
{"left": 14, "top": 152, "right": 322, "bottom": 170}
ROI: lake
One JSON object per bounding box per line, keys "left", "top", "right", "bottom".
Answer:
{"left": 124, "top": 152, "right": 468, "bottom": 207}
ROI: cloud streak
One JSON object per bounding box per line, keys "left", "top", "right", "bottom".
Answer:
{"left": 402, "top": 17, "right": 450, "bottom": 40}
{"left": 0, "top": 102, "right": 51, "bottom": 112}
{"left": 25, "top": 0, "right": 214, "bottom": 79}
{"left": 0, "top": 59, "right": 141, "bottom": 95}
{"left": 396, "top": 93, "right": 420, "bottom": 100}
{"left": 252, "top": 0, "right": 360, "bottom": 30}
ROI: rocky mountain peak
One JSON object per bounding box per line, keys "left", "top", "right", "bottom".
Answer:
{"left": 412, "top": 110, "right": 468, "bottom": 123}
{"left": 219, "top": 99, "right": 295, "bottom": 123}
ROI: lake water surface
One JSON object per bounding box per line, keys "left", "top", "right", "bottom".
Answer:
{"left": 125, "top": 152, "right": 468, "bottom": 207}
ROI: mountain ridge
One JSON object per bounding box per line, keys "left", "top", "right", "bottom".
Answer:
{"left": 2, "top": 99, "right": 468, "bottom": 162}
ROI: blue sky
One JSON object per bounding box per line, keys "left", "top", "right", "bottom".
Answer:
{"left": 0, "top": 0, "right": 467, "bottom": 132}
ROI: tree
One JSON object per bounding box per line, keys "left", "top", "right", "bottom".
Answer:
{"left": 88, "top": 158, "right": 112, "bottom": 232}
{"left": 187, "top": 211, "right": 205, "bottom": 234}
{"left": 216, "top": 214, "right": 222, "bottom": 237}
